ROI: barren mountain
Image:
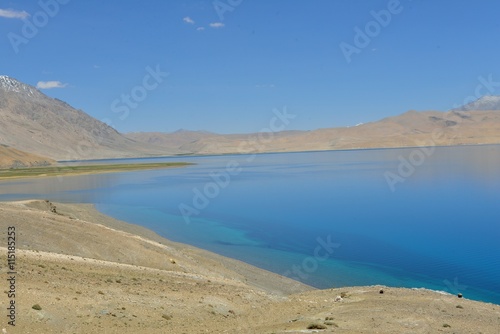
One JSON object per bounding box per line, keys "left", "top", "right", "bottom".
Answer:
{"left": 0, "top": 76, "right": 175, "bottom": 161}
{"left": 2, "top": 75, "right": 500, "bottom": 162}
{"left": 129, "top": 109, "right": 500, "bottom": 155}
{"left": 126, "top": 129, "right": 304, "bottom": 155}
{"left": 126, "top": 129, "right": 221, "bottom": 152}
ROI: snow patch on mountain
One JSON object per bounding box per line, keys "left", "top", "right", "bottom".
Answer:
{"left": 0, "top": 75, "right": 40, "bottom": 98}
{"left": 452, "top": 95, "right": 500, "bottom": 111}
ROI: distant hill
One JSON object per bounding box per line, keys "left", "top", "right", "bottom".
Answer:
{"left": 0, "top": 75, "right": 176, "bottom": 161}
{"left": 128, "top": 109, "right": 500, "bottom": 155}
{"left": 126, "top": 130, "right": 220, "bottom": 152}
{"left": 2, "top": 74, "right": 500, "bottom": 162}
{"left": 125, "top": 129, "right": 304, "bottom": 155}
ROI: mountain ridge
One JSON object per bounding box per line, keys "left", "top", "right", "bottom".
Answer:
{"left": 127, "top": 108, "right": 500, "bottom": 155}
{"left": 2, "top": 75, "right": 500, "bottom": 162}
{"left": 0, "top": 76, "right": 177, "bottom": 161}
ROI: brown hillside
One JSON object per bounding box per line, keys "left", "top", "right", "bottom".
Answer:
{"left": 0, "top": 200, "right": 498, "bottom": 333}
{"left": 127, "top": 110, "right": 500, "bottom": 155}
{"left": 0, "top": 145, "right": 54, "bottom": 168}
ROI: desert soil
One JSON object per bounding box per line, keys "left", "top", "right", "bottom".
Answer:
{"left": 0, "top": 200, "right": 498, "bottom": 333}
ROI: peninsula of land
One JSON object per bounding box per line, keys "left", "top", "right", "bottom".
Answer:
{"left": 0, "top": 162, "right": 192, "bottom": 180}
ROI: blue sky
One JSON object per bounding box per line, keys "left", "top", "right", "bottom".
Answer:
{"left": 1, "top": 0, "right": 500, "bottom": 134}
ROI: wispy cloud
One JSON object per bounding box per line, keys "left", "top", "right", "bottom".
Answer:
{"left": 255, "top": 84, "right": 276, "bottom": 89}
{"left": 196, "top": 27, "right": 205, "bottom": 31}
{"left": 183, "top": 16, "right": 195, "bottom": 24}
{"left": 36, "top": 81, "right": 68, "bottom": 89}
{"left": 209, "top": 22, "right": 225, "bottom": 28}
{"left": 0, "top": 8, "right": 29, "bottom": 19}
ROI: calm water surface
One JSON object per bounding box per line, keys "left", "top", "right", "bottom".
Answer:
{"left": 1, "top": 145, "right": 499, "bottom": 304}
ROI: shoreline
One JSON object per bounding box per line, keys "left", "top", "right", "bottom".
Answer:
{"left": 2, "top": 142, "right": 499, "bottom": 182}
{"left": 1, "top": 199, "right": 499, "bottom": 332}
{"left": 0, "top": 162, "right": 193, "bottom": 181}
{"left": 56, "top": 141, "right": 500, "bottom": 162}
{"left": 0, "top": 199, "right": 312, "bottom": 296}
{"left": 55, "top": 201, "right": 313, "bottom": 296}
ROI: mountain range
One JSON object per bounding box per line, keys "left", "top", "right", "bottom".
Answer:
{"left": 1, "top": 75, "right": 500, "bottom": 168}
{"left": 0, "top": 75, "right": 176, "bottom": 167}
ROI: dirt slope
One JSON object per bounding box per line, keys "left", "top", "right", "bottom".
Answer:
{"left": 0, "top": 146, "right": 54, "bottom": 168}
{"left": 0, "top": 200, "right": 498, "bottom": 333}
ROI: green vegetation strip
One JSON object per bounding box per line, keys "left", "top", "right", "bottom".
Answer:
{"left": 0, "top": 162, "right": 193, "bottom": 180}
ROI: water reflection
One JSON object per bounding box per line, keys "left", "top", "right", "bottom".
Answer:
{"left": 0, "top": 173, "right": 119, "bottom": 203}
{"left": 1, "top": 145, "right": 499, "bottom": 201}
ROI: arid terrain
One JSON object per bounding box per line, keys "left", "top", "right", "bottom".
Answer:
{"left": 128, "top": 109, "right": 500, "bottom": 155}
{"left": 0, "top": 146, "right": 55, "bottom": 169}
{"left": 2, "top": 76, "right": 500, "bottom": 167}
{"left": 0, "top": 200, "right": 498, "bottom": 333}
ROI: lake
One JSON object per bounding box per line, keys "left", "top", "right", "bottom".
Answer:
{"left": 1, "top": 145, "right": 499, "bottom": 304}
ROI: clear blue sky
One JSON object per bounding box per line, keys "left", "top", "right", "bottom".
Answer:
{"left": 1, "top": 0, "right": 500, "bottom": 134}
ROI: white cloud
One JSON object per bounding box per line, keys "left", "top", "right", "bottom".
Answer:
{"left": 0, "top": 8, "right": 29, "bottom": 19}
{"left": 196, "top": 27, "right": 205, "bottom": 31}
{"left": 255, "top": 84, "right": 276, "bottom": 89}
{"left": 183, "top": 16, "right": 195, "bottom": 24}
{"left": 209, "top": 22, "right": 225, "bottom": 28}
{"left": 36, "top": 81, "right": 68, "bottom": 89}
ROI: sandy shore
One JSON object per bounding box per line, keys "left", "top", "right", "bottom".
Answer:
{"left": 0, "top": 200, "right": 499, "bottom": 333}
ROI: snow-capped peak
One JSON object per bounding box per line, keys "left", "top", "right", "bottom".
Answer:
{"left": 476, "top": 95, "right": 500, "bottom": 104}
{"left": 0, "top": 75, "right": 40, "bottom": 97}
{"left": 452, "top": 95, "right": 500, "bottom": 112}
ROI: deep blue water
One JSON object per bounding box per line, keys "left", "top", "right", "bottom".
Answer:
{"left": 1, "top": 145, "right": 499, "bottom": 304}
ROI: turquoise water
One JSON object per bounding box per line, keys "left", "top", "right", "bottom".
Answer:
{"left": 1, "top": 145, "right": 499, "bottom": 304}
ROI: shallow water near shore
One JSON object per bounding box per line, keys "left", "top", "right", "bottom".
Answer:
{"left": 1, "top": 145, "right": 500, "bottom": 304}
